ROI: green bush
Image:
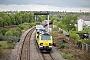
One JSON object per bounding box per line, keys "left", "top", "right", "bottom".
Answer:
{"left": 18, "top": 24, "right": 24, "bottom": 30}
{"left": 7, "top": 43, "right": 15, "bottom": 49}
{"left": 18, "top": 22, "right": 31, "bottom": 30}
{"left": 0, "top": 41, "right": 8, "bottom": 49}
{"left": 76, "top": 31, "right": 85, "bottom": 35}
{"left": 5, "top": 31, "right": 13, "bottom": 36}
{"left": 62, "top": 53, "right": 69, "bottom": 59}
{"left": 13, "top": 30, "right": 21, "bottom": 36}
{"left": 16, "top": 27, "right": 22, "bottom": 33}
{"left": 70, "top": 32, "right": 80, "bottom": 42}
{"left": 36, "top": 22, "right": 41, "bottom": 25}
{"left": 0, "top": 28, "right": 8, "bottom": 35}
{"left": 10, "top": 27, "right": 21, "bottom": 36}
{"left": 30, "top": 22, "right": 36, "bottom": 27}
{"left": 24, "top": 26, "right": 29, "bottom": 30}
{"left": 84, "top": 39, "right": 90, "bottom": 45}
{"left": 7, "top": 38, "right": 13, "bottom": 43}
{"left": 0, "top": 33, "right": 3, "bottom": 36}
{"left": 60, "top": 44, "right": 66, "bottom": 49}
{"left": 0, "top": 41, "right": 14, "bottom": 49}
{"left": 62, "top": 52, "right": 74, "bottom": 59}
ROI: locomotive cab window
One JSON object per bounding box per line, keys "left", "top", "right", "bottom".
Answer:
{"left": 41, "top": 35, "right": 51, "bottom": 40}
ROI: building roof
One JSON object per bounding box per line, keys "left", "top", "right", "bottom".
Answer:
{"left": 78, "top": 15, "right": 90, "bottom": 21}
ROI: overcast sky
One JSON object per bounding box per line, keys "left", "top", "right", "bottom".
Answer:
{"left": 0, "top": 0, "right": 90, "bottom": 12}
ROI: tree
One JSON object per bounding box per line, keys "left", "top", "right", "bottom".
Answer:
{"left": 57, "top": 21, "right": 67, "bottom": 30}
{"left": 0, "top": 28, "right": 8, "bottom": 35}
{"left": 5, "top": 14, "right": 11, "bottom": 26}
{"left": 83, "top": 26, "right": 89, "bottom": 33}
{"left": 9, "top": 14, "right": 16, "bottom": 25}
{"left": 14, "top": 12, "right": 22, "bottom": 25}
{"left": 51, "top": 16, "right": 56, "bottom": 22}
{"left": 28, "top": 12, "right": 34, "bottom": 23}
{"left": 5, "top": 31, "right": 13, "bottom": 36}
{"left": 38, "top": 15, "right": 46, "bottom": 22}
{"left": 0, "top": 11, "right": 35, "bottom": 27}
{"left": 61, "top": 15, "right": 78, "bottom": 31}
{"left": 0, "top": 17, "right": 3, "bottom": 27}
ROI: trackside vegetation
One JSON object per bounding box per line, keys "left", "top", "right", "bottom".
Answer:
{"left": 0, "top": 11, "right": 36, "bottom": 56}
{"left": 51, "top": 14, "right": 90, "bottom": 60}
{"left": 0, "top": 22, "right": 36, "bottom": 56}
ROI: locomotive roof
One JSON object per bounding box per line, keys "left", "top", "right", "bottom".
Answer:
{"left": 36, "top": 25, "right": 44, "bottom": 30}
{"left": 40, "top": 32, "right": 50, "bottom": 36}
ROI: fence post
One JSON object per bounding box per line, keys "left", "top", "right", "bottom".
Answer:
{"left": 77, "top": 41, "right": 82, "bottom": 49}
{"left": 84, "top": 43, "right": 86, "bottom": 50}
{"left": 88, "top": 45, "right": 90, "bottom": 53}
{"left": 86, "top": 44, "right": 88, "bottom": 51}
{"left": 82, "top": 43, "right": 84, "bottom": 50}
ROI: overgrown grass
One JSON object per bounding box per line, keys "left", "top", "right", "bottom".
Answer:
{"left": 83, "top": 39, "right": 90, "bottom": 45}
{"left": 51, "top": 26, "right": 90, "bottom": 60}
{"left": 0, "top": 41, "right": 15, "bottom": 49}
{"left": 70, "top": 32, "right": 80, "bottom": 42}
{"left": 50, "top": 29, "right": 65, "bottom": 48}
{"left": 0, "top": 22, "right": 36, "bottom": 57}
{"left": 60, "top": 44, "right": 66, "bottom": 49}
{"left": 0, "top": 47, "right": 3, "bottom": 55}
{"left": 62, "top": 52, "right": 74, "bottom": 59}
{"left": 0, "top": 41, "right": 15, "bottom": 56}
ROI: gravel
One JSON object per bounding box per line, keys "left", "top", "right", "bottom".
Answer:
{"left": 0, "top": 49, "right": 12, "bottom": 60}
{"left": 30, "top": 30, "right": 42, "bottom": 60}
{"left": 51, "top": 47, "right": 65, "bottom": 60}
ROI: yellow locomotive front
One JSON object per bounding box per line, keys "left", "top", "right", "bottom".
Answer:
{"left": 38, "top": 34, "right": 53, "bottom": 51}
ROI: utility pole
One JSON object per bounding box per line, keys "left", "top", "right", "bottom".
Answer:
{"left": 48, "top": 15, "right": 49, "bottom": 32}
{"left": 80, "top": 9, "right": 82, "bottom": 13}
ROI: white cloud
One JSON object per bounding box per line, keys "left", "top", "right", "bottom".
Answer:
{"left": 0, "top": 4, "right": 90, "bottom": 12}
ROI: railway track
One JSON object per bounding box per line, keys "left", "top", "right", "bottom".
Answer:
{"left": 18, "top": 27, "right": 55, "bottom": 60}
{"left": 35, "top": 34, "right": 55, "bottom": 60}
{"left": 14, "top": 26, "right": 65, "bottom": 60}
{"left": 42, "top": 53, "right": 54, "bottom": 60}
{"left": 19, "top": 27, "right": 35, "bottom": 60}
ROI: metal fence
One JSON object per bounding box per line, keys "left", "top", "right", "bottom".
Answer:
{"left": 77, "top": 41, "right": 90, "bottom": 53}
{"left": 57, "top": 27, "right": 90, "bottom": 53}
{"left": 0, "top": 35, "right": 20, "bottom": 42}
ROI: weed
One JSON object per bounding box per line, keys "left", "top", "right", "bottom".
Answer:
{"left": 62, "top": 52, "right": 74, "bottom": 59}
{"left": 0, "top": 47, "right": 3, "bottom": 55}
{"left": 7, "top": 38, "right": 13, "bottom": 43}
{"left": 0, "top": 41, "right": 15, "bottom": 49}
{"left": 60, "top": 44, "right": 66, "bottom": 49}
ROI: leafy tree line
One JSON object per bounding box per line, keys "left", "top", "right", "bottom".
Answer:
{"left": 51, "top": 14, "right": 81, "bottom": 41}
{"left": 0, "top": 22, "right": 36, "bottom": 36}
{"left": 52, "top": 14, "right": 90, "bottom": 42}
{"left": 0, "top": 11, "right": 34, "bottom": 27}
{"left": 52, "top": 14, "right": 78, "bottom": 31}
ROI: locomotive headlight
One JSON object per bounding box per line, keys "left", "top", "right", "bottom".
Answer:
{"left": 40, "top": 43, "right": 43, "bottom": 46}
{"left": 49, "top": 43, "right": 52, "bottom": 46}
